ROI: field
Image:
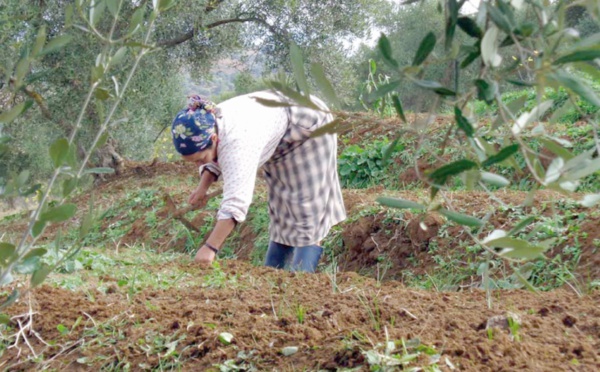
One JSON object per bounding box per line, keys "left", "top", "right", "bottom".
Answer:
{"left": 1, "top": 114, "right": 599, "bottom": 371}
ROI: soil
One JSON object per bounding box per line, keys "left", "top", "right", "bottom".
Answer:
{"left": 334, "top": 188, "right": 600, "bottom": 282}
{"left": 2, "top": 261, "right": 599, "bottom": 371}
{"left": 557, "top": 217, "right": 600, "bottom": 282}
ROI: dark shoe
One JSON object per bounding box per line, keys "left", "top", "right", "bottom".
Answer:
{"left": 264, "top": 241, "right": 293, "bottom": 269}
{"left": 291, "top": 245, "right": 323, "bottom": 273}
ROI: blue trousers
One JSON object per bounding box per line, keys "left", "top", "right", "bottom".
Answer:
{"left": 264, "top": 241, "right": 323, "bottom": 273}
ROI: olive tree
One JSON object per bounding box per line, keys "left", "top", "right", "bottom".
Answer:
{"left": 0, "top": 0, "right": 184, "bottom": 310}
{"left": 1, "top": 0, "right": 388, "bottom": 180}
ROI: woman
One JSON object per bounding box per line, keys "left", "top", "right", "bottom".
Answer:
{"left": 171, "top": 90, "right": 346, "bottom": 272}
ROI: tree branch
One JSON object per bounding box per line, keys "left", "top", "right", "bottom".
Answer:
{"left": 157, "top": 17, "right": 285, "bottom": 48}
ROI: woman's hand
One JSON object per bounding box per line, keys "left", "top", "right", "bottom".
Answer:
{"left": 188, "top": 186, "right": 208, "bottom": 208}
{"left": 194, "top": 244, "right": 216, "bottom": 265}
{"left": 194, "top": 220, "right": 236, "bottom": 266}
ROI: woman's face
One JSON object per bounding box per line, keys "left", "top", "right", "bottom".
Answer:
{"left": 181, "top": 134, "right": 218, "bottom": 166}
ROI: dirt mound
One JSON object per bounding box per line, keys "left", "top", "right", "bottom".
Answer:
{"left": 557, "top": 215, "right": 600, "bottom": 282}
{"left": 334, "top": 189, "right": 599, "bottom": 284}
{"left": 397, "top": 160, "right": 431, "bottom": 185}
{"left": 2, "top": 260, "right": 599, "bottom": 371}
{"left": 338, "top": 212, "right": 444, "bottom": 280}
{"left": 96, "top": 159, "right": 197, "bottom": 187}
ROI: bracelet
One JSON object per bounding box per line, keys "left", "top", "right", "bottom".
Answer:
{"left": 204, "top": 242, "right": 219, "bottom": 254}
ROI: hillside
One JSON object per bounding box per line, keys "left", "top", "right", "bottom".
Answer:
{"left": 1, "top": 113, "right": 599, "bottom": 370}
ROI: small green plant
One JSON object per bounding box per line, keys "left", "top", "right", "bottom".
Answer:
{"left": 138, "top": 330, "right": 186, "bottom": 369}
{"left": 202, "top": 261, "right": 237, "bottom": 289}
{"left": 213, "top": 350, "right": 259, "bottom": 372}
{"left": 507, "top": 316, "right": 521, "bottom": 342}
{"left": 357, "top": 292, "right": 381, "bottom": 332}
{"left": 295, "top": 304, "right": 306, "bottom": 324}
{"left": 322, "top": 257, "right": 341, "bottom": 294}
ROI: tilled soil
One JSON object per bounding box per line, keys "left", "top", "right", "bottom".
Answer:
{"left": 2, "top": 260, "right": 599, "bottom": 371}
{"left": 337, "top": 189, "right": 600, "bottom": 283}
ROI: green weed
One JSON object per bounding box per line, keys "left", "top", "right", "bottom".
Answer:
{"left": 363, "top": 333, "right": 442, "bottom": 372}
{"left": 357, "top": 292, "right": 382, "bottom": 332}
{"left": 508, "top": 317, "right": 521, "bottom": 342}
{"left": 202, "top": 261, "right": 238, "bottom": 289}
{"left": 295, "top": 304, "right": 306, "bottom": 324}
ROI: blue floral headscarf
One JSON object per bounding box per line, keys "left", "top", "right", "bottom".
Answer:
{"left": 171, "top": 95, "right": 220, "bottom": 156}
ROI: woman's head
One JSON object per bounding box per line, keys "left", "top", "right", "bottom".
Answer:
{"left": 171, "top": 95, "right": 220, "bottom": 163}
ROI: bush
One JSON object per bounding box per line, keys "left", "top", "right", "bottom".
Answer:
{"left": 338, "top": 139, "right": 404, "bottom": 188}
{"left": 473, "top": 73, "right": 600, "bottom": 123}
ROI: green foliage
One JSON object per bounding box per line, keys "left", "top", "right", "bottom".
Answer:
{"left": 358, "top": 59, "right": 397, "bottom": 117}
{"left": 473, "top": 78, "right": 600, "bottom": 123}
{"left": 363, "top": 337, "right": 440, "bottom": 371}
{"left": 0, "top": 0, "right": 179, "bottom": 306}
{"left": 233, "top": 72, "right": 268, "bottom": 97}
{"left": 338, "top": 139, "right": 404, "bottom": 188}
{"left": 353, "top": 0, "right": 478, "bottom": 112}
{"left": 246, "top": 198, "right": 271, "bottom": 266}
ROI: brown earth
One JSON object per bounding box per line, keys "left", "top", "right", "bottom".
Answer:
{"left": 558, "top": 218, "right": 600, "bottom": 281}
{"left": 0, "top": 160, "right": 199, "bottom": 244}
{"left": 335, "top": 189, "right": 600, "bottom": 283}
{"left": 2, "top": 260, "right": 599, "bottom": 371}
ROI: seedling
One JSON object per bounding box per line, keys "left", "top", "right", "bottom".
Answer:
{"left": 357, "top": 292, "right": 382, "bottom": 332}
{"left": 295, "top": 304, "right": 306, "bottom": 324}
{"left": 508, "top": 317, "right": 521, "bottom": 342}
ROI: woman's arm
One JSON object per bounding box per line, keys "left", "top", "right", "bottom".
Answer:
{"left": 189, "top": 168, "right": 218, "bottom": 206}
{"left": 194, "top": 131, "right": 267, "bottom": 264}
{"left": 198, "top": 168, "right": 218, "bottom": 193}
{"left": 195, "top": 218, "right": 236, "bottom": 264}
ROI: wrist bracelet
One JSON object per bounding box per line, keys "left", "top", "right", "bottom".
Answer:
{"left": 204, "top": 242, "right": 219, "bottom": 254}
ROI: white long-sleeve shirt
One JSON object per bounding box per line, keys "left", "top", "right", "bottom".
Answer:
{"left": 199, "top": 91, "right": 291, "bottom": 222}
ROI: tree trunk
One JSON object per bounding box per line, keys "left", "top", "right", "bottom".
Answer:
{"left": 93, "top": 137, "right": 125, "bottom": 183}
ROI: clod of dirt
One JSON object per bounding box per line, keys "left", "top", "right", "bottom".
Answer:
{"left": 331, "top": 347, "right": 365, "bottom": 368}
{"left": 338, "top": 213, "right": 443, "bottom": 280}
{"left": 398, "top": 160, "right": 431, "bottom": 186}
{"left": 162, "top": 193, "right": 177, "bottom": 214}
{"left": 562, "top": 315, "right": 577, "bottom": 327}
{"left": 191, "top": 211, "right": 210, "bottom": 229}
{"left": 406, "top": 213, "right": 444, "bottom": 250}
{"left": 485, "top": 312, "right": 522, "bottom": 331}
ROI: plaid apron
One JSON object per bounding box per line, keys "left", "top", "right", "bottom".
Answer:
{"left": 263, "top": 103, "right": 347, "bottom": 247}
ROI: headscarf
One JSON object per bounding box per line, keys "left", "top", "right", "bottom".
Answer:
{"left": 171, "top": 95, "right": 220, "bottom": 156}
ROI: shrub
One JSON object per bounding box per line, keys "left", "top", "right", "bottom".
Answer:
{"left": 338, "top": 139, "right": 404, "bottom": 188}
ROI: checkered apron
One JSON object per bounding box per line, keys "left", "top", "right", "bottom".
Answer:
{"left": 263, "top": 103, "right": 347, "bottom": 247}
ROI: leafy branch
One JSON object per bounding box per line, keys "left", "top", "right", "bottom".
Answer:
{"left": 0, "top": 0, "right": 177, "bottom": 308}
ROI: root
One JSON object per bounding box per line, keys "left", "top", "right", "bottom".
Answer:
{"left": 7, "top": 293, "right": 50, "bottom": 359}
